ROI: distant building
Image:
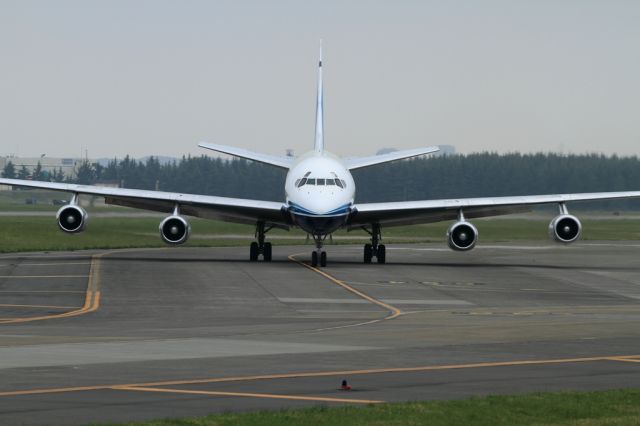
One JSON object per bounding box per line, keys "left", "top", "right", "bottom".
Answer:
{"left": 0, "top": 156, "right": 94, "bottom": 181}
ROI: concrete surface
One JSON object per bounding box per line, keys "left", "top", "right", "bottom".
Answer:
{"left": 1, "top": 242, "right": 640, "bottom": 425}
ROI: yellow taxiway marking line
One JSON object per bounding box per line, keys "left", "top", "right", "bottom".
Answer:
{"left": 0, "top": 303, "right": 82, "bottom": 309}
{"left": 608, "top": 357, "right": 640, "bottom": 363}
{"left": 288, "top": 253, "right": 402, "bottom": 321}
{"left": 0, "top": 292, "right": 100, "bottom": 324}
{"left": 0, "top": 253, "right": 104, "bottom": 324}
{"left": 2, "top": 354, "right": 640, "bottom": 398}
{"left": 114, "top": 386, "right": 383, "bottom": 404}
{"left": 0, "top": 275, "right": 89, "bottom": 279}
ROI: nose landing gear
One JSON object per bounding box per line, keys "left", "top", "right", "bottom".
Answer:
{"left": 363, "top": 223, "right": 386, "bottom": 264}
{"left": 310, "top": 234, "right": 328, "bottom": 267}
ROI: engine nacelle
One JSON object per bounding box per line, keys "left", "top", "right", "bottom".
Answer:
{"left": 447, "top": 221, "right": 478, "bottom": 251}
{"left": 56, "top": 205, "right": 88, "bottom": 233}
{"left": 159, "top": 215, "right": 190, "bottom": 245}
{"left": 549, "top": 214, "right": 582, "bottom": 243}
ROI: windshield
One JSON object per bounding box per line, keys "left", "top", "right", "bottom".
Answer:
{"left": 296, "top": 174, "right": 346, "bottom": 189}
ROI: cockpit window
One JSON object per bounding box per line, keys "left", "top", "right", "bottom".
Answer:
{"left": 297, "top": 175, "right": 346, "bottom": 188}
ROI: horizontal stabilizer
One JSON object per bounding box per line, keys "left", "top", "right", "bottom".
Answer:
{"left": 198, "top": 142, "right": 293, "bottom": 169}
{"left": 345, "top": 146, "right": 440, "bottom": 170}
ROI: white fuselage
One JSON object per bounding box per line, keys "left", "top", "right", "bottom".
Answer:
{"left": 284, "top": 150, "right": 355, "bottom": 235}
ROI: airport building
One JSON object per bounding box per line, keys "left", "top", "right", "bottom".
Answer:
{"left": 0, "top": 156, "right": 94, "bottom": 190}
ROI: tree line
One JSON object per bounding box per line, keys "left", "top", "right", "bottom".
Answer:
{"left": 2, "top": 153, "right": 639, "bottom": 209}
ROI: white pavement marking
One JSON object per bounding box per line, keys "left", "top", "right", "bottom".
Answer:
{"left": 386, "top": 247, "right": 451, "bottom": 252}
{"left": 388, "top": 245, "right": 554, "bottom": 251}
{"left": 384, "top": 299, "right": 472, "bottom": 305}
{"left": 0, "top": 263, "right": 91, "bottom": 268}
{"left": 581, "top": 243, "right": 640, "bottom": 248}
{"left": 388, "top": 243, "right": 640, "bottom": 251}
{"left": 279, "top": 297, "right": 368, "bottom": 304}
{"left": 0, "top": 338, "right": 380, "bottom": 369}
{"left": 279, "top": 297, "right": 471, "bottom": 306}
{"left": 16, "top": 262, "right": 92, "bottom": 267}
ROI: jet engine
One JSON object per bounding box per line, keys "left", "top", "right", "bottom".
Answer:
{"left": 447, "top": 220, "right": 478, "bottom": 251}
{"left": 159, "top": 215, "right": 190, "bottom": 245}
{"left": 56, "top": 205, "right": 88, "bottom": 233}
{"left": 549, "top": 214, "right": 582, "bottom": 243}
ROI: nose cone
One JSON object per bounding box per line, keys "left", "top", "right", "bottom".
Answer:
{"left": 301, "top": 193, "right": 351, "bottom": 215}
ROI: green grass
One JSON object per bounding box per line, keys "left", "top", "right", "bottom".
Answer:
{"left": 1, "top": 215, "right": 639, "bottom": 253}
{"left": 99, "top": 388, "right": 640, "bottom": 425}
{"left": 0, "top": 216, "right": 261, "bottom": 253}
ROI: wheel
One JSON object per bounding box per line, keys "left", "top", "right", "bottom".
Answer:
{"left": 249, "top": 242, "right": 259, "bottom": 261}
{"left": 320, "top": 251, "right": 327, "bottom": 267}
{"left": 364, "top": 244, "right": 373, "bottom": 264}
{"left": 263, "top": 242, "right": 272, "bottom": 261}
{"left": 311, "top": 251, "right": 319, "bottom": 267}
{"left": 377, "top": 244, "right": 386, "bottom": 264}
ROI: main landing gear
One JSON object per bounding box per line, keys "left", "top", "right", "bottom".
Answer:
{"left": 310, "top": 234, "right": 327, "bottom": 268}
{"left": 363, "top": 223, "right": 386, "bottom": 264}
{"left": 249, "top": 221, "right": 273, "bottom": 261}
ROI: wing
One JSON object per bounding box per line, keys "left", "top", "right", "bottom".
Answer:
{"left": 348, "top": 191, "right": 640, "bottom": 228}
{"left": 198, "top": 142, "right": 293, "bottom": 169}
{"left": 345, "top": 146, "right": 440, "bottom": 170}
{"left": 0, "top": 178, "right": 289, "bottom": 228}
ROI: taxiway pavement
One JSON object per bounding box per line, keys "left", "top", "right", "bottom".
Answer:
{"left": 1, "top": 242, "right": 640, "bottom": 425}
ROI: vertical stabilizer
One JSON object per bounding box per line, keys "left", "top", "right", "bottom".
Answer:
{"left": 314, "top": 41, "right": 324, "bottom": 153}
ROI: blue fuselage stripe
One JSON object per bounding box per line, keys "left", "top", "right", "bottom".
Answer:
{"left": 288, "top": 201, "right": 351, "bottom": 217}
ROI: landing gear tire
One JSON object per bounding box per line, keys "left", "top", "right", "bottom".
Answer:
{"left": 263, "top": 242, "right": 272, "bottom": 262}
{"left": 252, "top": 221, "right": 274, "bottom": 262}
{"left": 311, "top": 251, "right": 319, "bottom": 267}
{"left": 364, "top": 244, "right": 373, "bottom": 264}
{"left": 320, "top": 251, "right": 327, "bottom": 267}
{"left": 377, "top": 244, "right": 386, "bottom": 264}
{"left": 249, "top": 242, "right": 259, "bottom": 261}
{"left": 364, "top": 224, "right": 386, "bottom": 264}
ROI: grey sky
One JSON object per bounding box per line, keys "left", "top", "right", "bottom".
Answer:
{"left": 1, "top": 0, "right": 639, "bottom": 159}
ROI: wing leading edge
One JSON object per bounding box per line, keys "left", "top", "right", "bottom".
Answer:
{"left": 349, "top": 191, "right": 640, "bottom": 228}
{"left": 0, "top": 178, "right": 289, "bottom": 228}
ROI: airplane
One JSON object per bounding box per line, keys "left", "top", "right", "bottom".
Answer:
{"left": 1, "top": 47, "right": 640, "bottom": 267}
